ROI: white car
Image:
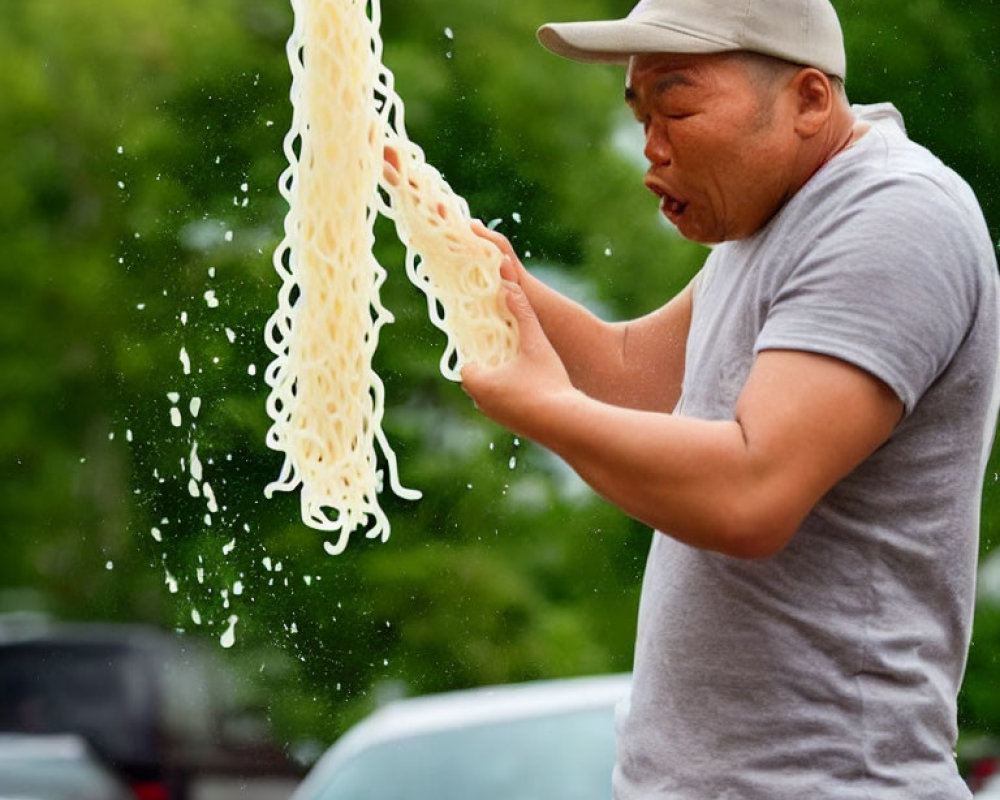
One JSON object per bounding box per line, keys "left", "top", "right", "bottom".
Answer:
{"left": 291, "top": 673, "right": 631, "bottom": 800}
{"left": 0, "top": 733, "right": 134, "bottom": 800}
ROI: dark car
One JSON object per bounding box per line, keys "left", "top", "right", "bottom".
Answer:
{"left": 0, "top": 616, "right": 300, "bottom": 800}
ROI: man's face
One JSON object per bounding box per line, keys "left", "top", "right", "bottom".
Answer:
{"left": 626, "top": 52, "right": 799, "bottom": 243}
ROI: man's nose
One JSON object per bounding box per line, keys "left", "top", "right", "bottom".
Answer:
{"left": 644, "top": 125, "right": 671, "bottom": 166}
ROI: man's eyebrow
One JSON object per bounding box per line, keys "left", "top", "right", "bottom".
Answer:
{"left": 624, "top": 72, "right": 694, "bottom": 108}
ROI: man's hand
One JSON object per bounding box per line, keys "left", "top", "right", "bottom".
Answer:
{"left": 460, "top": 280, "right": 576, "bottom": 439}
{"left": 470, "top": 220, "right": 527, "bottom": 286}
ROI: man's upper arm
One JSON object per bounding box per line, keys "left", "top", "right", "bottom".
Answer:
{"left": 618, "top": 280, "right": 695, "bottom": 412}
{"left": 732, "top": 348, "right": 903, "bottom": 554}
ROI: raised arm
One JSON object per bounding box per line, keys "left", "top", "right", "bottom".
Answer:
{"left": 472, "top": 222, "right": 692, "bottom": 412}
{"left": 461, "top": 282, "right": 902, "bottom": 559}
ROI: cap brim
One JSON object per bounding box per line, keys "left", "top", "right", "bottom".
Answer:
{"left": 537, "top": 20, "right": 737, "bottom": 64}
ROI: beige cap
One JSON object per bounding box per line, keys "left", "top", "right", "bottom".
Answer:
{"left": 537, "top": 0, "right": 846, "bottom": 79}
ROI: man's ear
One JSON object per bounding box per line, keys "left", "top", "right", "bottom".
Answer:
{"left": 791, "top": 69, "right": 836, "bottom": 138}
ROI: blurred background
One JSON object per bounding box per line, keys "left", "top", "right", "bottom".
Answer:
{"left": 1, "top": 0, "right": 998, "bottom": 796}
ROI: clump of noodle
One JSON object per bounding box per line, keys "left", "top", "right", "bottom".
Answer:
{"left": 265, "top": 0, "right": 519, "bottom": 552}
{"left": 264, "top": 0, "right": 419, "bottom": 556}
{"left": 376, "top": 120, "right": 519, "bottom": 379}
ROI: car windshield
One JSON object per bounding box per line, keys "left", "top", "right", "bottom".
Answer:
{"left": 313, "top": 706, "right": 616, "bottom": 800}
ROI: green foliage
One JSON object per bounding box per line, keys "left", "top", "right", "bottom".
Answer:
{"left": 1, "top": 0, "right": 998, "bottom": 751}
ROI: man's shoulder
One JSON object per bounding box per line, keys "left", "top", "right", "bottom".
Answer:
{"left": 820, "top": 106, "right": 981, "bottom": 220}
{"left": 791, "top": 115, "right": 991, "bottom": 258}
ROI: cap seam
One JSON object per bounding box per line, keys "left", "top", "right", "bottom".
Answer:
{"left": 739, "top": 0, "right": 753, "bottom": 48}
{"left": 637, "top": 20, "right": 739, "bottom": 49}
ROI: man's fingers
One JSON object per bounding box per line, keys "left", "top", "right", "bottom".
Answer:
{"left": 460, "top": 361, "right": 481, "bottom": 387}
{"left": 472, "top": 219, "right": 517, "bottom": 260}
{"left": 382, "top": 146, "right": 402, "bottom": 186}
{"left": 502, "top": 281, "right": 546, "bottom": 354}
{"left": 499, "top": 255, "right": 518, "bottom": 282}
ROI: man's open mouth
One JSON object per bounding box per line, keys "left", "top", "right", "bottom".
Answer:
{"left": 660, "top": 194, "right": 688, "bottom": 219}
{"left": 645, "top": 178, "right": 688, "bottom": 222}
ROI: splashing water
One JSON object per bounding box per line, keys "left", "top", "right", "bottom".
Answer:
{"left": 220, "top": 615, "right": 239, "bottom": 649}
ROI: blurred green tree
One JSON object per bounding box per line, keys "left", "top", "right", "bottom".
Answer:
{"left": 1, "top": 0, "right": 997, "bottom": 750}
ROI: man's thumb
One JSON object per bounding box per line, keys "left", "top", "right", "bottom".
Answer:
{"left": 503, "top": 280, "right": 536, "bottom": 325}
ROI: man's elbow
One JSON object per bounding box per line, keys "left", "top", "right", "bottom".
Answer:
{"left": 712, "top": 502, "right": 800, "bottom": 560}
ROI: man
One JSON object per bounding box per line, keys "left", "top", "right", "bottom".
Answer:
{"left": 460, "top": 0, "right": 1000, "bottom": 797}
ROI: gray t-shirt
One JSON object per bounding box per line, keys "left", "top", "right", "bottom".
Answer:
{"left": 613, "top": 104, "right": 1000, "bottom": 800}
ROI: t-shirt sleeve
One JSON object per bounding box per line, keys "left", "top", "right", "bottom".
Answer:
{"left": 755, "top": 176, "right": 981, "bottom": 414}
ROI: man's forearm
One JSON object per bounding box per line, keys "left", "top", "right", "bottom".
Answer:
{"left": 524, "top": 387, "right": 793, "bottom": 558}
{"left": 461, "top": 286, "right": 902, "bottom": 561}
{"left": 519, "top": 270, "right": 629, "bottom": 401}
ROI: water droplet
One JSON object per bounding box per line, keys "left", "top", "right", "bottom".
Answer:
{"left": 190, "top": 442, "right": 203, "bottom": 481}
{"left": 204, "top": 290, "right": 220, "bottom": 308}
{"left": 222, "top": 538, "right": 236, "bottom": 556}
{"left": 105, "top": 561, "right": 114, "bottom": 570}
{"left": 169, "top": 408, "right": 182, "bottom": 427}
{"left": 151, "top": 527, "right": 162, "bottom": 542}
{"left": 204, "top": 482, "right": 218, "bottom": 513}
{"left": 189, "top": 397, "right": 202, "bottom": 418}
{"left": 220, "top": 615, "right": 238, "bottom": 649}
{"left": 191, "top": 608, "right": 202, "bottom": 625}
{"left": 179, "top": 347, "right": 191, "bottom": 375}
